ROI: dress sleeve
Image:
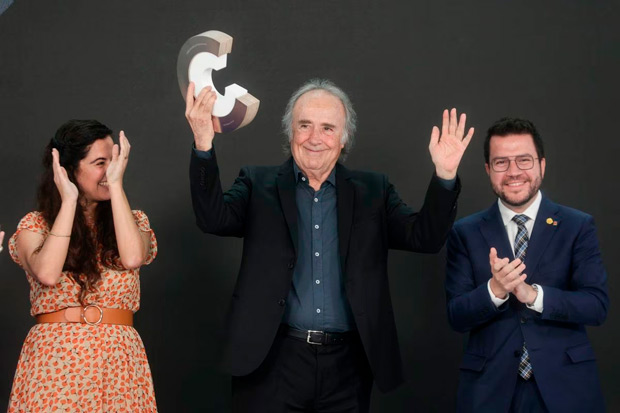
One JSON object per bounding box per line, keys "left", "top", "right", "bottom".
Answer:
{"left": 9, "top": 211, "right": 49, "bottom": 268}
{"left": 132, "top": 210, "right": 157, "bottom": 265}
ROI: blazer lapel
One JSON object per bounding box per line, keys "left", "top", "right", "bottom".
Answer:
{"left": 524, "top": 196, "right": 560, "bottom": 282}
{"left": 480, "top": 202, "right": 514, "bottom": 261}
{"left": 336, "top": 163, "right": 355, "bottom": 273}
{"left": 276, "top": 158, "right": 298, "bottom": 255}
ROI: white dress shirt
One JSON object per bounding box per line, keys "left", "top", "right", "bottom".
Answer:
{"left": 487, "top": 191, "right": 544, "bottom": 312}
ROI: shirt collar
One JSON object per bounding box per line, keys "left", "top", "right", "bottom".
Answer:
{"left": 497, "top": 190, "right": 542, "bottom": 226}
{"left": 292, "top": 161, "right": 337, "bottom": 187}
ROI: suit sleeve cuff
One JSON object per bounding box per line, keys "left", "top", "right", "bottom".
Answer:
{"left": 487, "top": 279, "right": 509, "bottom": 307}
{"left": 436, "top": 176, "right": 457, "bottom": 190}
{"left": 192, "top": 143, "right": 214, "bottom": 160}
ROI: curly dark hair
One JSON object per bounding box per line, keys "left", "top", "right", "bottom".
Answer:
{"left": 37, "top": 120, "right": 121, "bottom": 303}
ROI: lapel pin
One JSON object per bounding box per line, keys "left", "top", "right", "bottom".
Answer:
{"left": 546, "top": 218, "right": 553, "bottom": 225}
{"left": 553, "top": 221, "right": 558, "bottom": 226}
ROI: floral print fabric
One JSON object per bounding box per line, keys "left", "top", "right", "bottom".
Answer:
{"left": 7, "top": 211, "right": 158, "bottom": 412}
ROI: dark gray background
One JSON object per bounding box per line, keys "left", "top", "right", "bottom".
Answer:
{"left": 1, "top": 1, "right": 618, "bottom": 411}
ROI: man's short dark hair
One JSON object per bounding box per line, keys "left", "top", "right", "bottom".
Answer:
{"left": 484, "top": 117, "right": 545, "bottom": 163}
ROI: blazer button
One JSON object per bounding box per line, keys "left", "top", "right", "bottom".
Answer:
{"left": 288, "top": 261, "right": 295, "bottom": 269}
{"left": 514, "top": 350, "right": 522, "bottom": 358}
{"left": 278, "top": 299, "right": 286, "bottom": 306}
{"left": 520, "top": 317, "right": 526, "bottom": 324}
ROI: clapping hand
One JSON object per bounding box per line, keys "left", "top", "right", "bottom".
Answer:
{"left": 52, "top": 148, "right": 79, "bottom": 203}
{"left": 488, "top": 247, "right": 527, "bottom": 299}
{"left": 106, "top": 131, "right": 131, "bottom": 186}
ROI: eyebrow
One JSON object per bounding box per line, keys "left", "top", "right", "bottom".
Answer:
{"left": 298, "top": 119, "right": 336, "bottom": 129}
{"left": 492, "top": 154, "right": 533, "bottom": 159}
{"left": 89, "top": 157, "right": 108, "bottom": 164}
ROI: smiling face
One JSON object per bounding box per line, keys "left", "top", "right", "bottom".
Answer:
{"left": 290, "top": 90, "right": 345, "bottom": 179}
{"left": 75, "top": 136, "right": 114, "bottom": 203}
{"left": 486, "top": 133, "right": 546, "bottom": 212}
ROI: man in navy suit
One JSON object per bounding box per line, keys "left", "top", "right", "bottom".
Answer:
{"left": 446, "top": 118, "right": 608, "bottom": 412}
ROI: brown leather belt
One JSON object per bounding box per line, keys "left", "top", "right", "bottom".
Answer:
{"left": 35, "top": 305, "right": 133, "bottom": 326}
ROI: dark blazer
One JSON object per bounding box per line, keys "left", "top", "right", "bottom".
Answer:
{"left": 190, "top": 148, "right": 460, "bottom": 392}
{"left": 446, "top": 196, "right": 608, "bottom": 412}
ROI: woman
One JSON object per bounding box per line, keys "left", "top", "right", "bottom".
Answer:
{"left": 7, "top": 120, "right": 158, "bottom": 412}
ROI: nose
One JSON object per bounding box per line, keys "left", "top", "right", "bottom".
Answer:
{"left": 308, "top": 127, "right": 322, "bottom": 144}
{"left": 506, "top": 159, "right": 521, "bottom": 176}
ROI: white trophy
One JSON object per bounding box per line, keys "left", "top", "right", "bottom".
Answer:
{"left": 177, "top": 30, "right": 260, "bottom": 133}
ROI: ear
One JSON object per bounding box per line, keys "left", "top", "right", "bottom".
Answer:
{"left": 485, "top": 163, "right": 490, "bottom": 176}
{"left": 540, "top": 157, "right": 546, "bottom": 178}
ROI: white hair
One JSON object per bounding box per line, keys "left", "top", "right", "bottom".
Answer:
{"left": 281, "top": 79, "right": 357, "bottom": 161}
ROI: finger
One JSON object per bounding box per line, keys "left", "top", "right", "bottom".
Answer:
{"left": 52, "top": 148, "right": 59, "bottom": 166}
{"left": 205, "top": 90, "right": 217, "bottom": 114}
{"left": 493, "top": 257, "right": 511, "bottom": 273}
{"left": 462, "top": 127, "right": 475, "bottom": 147}
{"left": 194, "top": 85, "right": 212, "bottom": 108}
{"left": 502, "top": 264, "right": 525, "bottom": 282}
{"left": 508, "top": 263, "right": 527, "bottom": 278}
{"left": 59, "top": 166, "right": 70, "bottom": 181}
{"left": 120, "top": 131, "right": 130, "bottom": 159}
{"left": 499, "top": 268, "right": 525, "bottom": 291}
{"left": 51, "top": 149, "right": 61, "bottom": 178}
{"left": 505, "top": 274, "right": 527, "bottom": 291}
{"left": 118, "top": 131, "right": 125, "bottom": 157}
{"left": 190, "top": 86, "right": 213, "bottom": 119}
{"left": 448, "top": 108, "right": 457, "bottom": 135}
{"left": 499, "top": 262, "right": 525, "bottom": 283}
{"left": 489, "top": 247, "right": 498, "bottom": 267}
{"left": 185, "top": 82, "right": 196, "bottom": 115}
{"left": 456, "top": 113, "right": 466, "bottom": 138}
{"left": 499, "top": 258, "right": 523, "bottom": 275}
{"left": 112, "top": 143, "right": 120, "bottom": 162}
{"left": 429, "top": 126, "right": 439, "bottom": 149}
{"left": 441, "top": 109, "right": 449, "bottom": 137}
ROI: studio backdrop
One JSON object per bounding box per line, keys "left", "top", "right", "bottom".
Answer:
{"left": 0, "top": 1, "right": 618, "bottom": 411}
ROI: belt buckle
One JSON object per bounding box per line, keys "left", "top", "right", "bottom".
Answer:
{"left": 81, "top": 304, "right": 103, "bottom": 326}
{"left": 307, "top": 330, "right": 324, "bottom": 346}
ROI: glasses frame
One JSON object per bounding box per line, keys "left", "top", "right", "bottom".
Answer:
{"left": 489, "top": 155, "right": 539, "bottom": 172}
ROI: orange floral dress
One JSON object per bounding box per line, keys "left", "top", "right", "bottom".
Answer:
{"left": 7, "top": 210, "right": 158, "bottom": 413}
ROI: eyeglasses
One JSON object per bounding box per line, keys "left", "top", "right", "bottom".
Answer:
{"left": 490, "top": 155, "right": 539, "bottom": 172}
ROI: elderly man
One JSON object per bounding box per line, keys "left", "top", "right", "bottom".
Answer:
{"left": 446, "top": 118, "right": 608, "bottom": 412}
{"left": 186, "top": 79, "right": 473, "bottom": 412}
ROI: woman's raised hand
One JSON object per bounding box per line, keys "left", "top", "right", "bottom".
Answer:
{"left": 52, "top": 148, "right": 79, "bottom": 203}
{"left": 106, "top": 131, "right": 131, "bottom": 186}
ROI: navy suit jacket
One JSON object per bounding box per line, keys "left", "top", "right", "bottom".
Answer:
{"left": 446, "top": 196, "right": 608, "bottom": 412}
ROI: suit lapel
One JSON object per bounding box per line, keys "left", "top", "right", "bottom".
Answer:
{"left": 276, "top": 158, "right": 298, "bottom": 255}
{"left": 524, "top": 196, "right": 560, "bottom": 283}
{"left": 480, "top": 202, "right": 514, "bottom": 261}
{"left": 336, "top": 163, "right": 355, "bottom": 273}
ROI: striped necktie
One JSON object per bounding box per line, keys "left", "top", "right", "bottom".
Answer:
{"left": 513, "top": 214, "right": 533, "bottom": 380}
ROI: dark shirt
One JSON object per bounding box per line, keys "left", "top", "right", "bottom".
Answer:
{"left": 193, "top": 146, "right": 456, "bottom": 333}
{"left": 282, "top": 162, "right": 355, "bottom": 332}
